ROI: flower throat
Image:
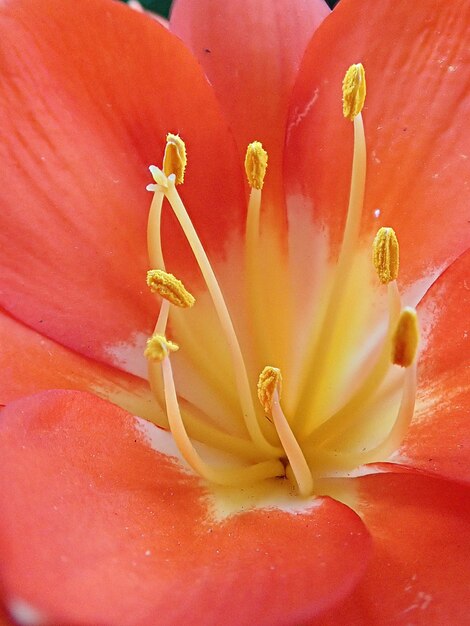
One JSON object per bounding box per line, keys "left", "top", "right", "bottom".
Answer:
{"left": 143, "top": 64, "right": 419, "bottom": 497}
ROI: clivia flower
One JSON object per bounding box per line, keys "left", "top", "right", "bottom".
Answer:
{"left": 0, "top": 0, "right": 469, "bottom": 624}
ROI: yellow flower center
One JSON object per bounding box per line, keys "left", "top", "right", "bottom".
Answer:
{"left": 143, "top": 64, "right": 419, "bottom": 497}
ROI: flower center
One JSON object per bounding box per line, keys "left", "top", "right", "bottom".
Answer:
{"left": 143, "top": 64, "right": 419, "bottom": 497}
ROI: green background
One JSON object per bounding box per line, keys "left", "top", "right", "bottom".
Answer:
{"left": 122, "top": 0, "right": 340, "bottom": 18}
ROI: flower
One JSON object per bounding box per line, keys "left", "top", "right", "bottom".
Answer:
{"left": 0, "top": 0, "right": 469, "bottom": 624}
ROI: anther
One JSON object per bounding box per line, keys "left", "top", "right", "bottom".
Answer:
{"left": 342, "top": 63, "right": 366, "bottom": 121}
{"left": 257, "top": 366, "right": 282, "bottom": 413}
{"left": 144, "top": 334, "right": 179, "bottom": 362}
{"left": 147, "top": 269, "right": 195, "bottom": 308}
{"left": 245, "top": 141, "right": 268, "bottom": 190}
{"left": 373, "top": 227, "right": 399, "bottom": 284}
{"left": 392, "top": 307, "right": 419, "bottom": 367}
{"left": 163, "top": 133, "right": 187, "bottom": 184}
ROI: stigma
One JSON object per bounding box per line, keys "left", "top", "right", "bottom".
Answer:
{"left": 142, "top": 64, "right": 420, "bottom": 496}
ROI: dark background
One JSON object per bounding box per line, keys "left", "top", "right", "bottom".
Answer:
{"left": 121, "top": 0, "right": 340, "bottom": 19}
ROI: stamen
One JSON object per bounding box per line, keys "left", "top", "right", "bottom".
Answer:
{"left": 342, "top": 63, "right": 366, "bottom": 121}
{"left": 392, "top": 307, "right": 419, "bottom": 367}
{"left": 245, "top": 141, "right": 268, "bottom": 190}
{"left": 244, "top": 141, "right": 273, "bottom": 361}
{"left": 258, "top": 367, "right": 313, "bottom": 497}
{"left": 147, "top": 269, "right": 195, "bottom": 308}
{"left": 163, "top": 133, "right": 187, "bottom": 184}
{"left": 295, "top": 65, "right": 367, "bottom": 434}
{"left": 373, "top": 227, "right": 399, "bottom": 284}
{"left": 163, "top": 173, "right": 281, "bottom": 457}
{"left": 144, "top": 333, "right": 179, "bottom": 362}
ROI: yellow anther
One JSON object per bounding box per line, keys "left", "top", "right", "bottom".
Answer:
{"left": 342, "top": 63, "right": 366, "bottom": 121}
{"left": 163, "top": 133, "right": 187, "bottom": 184}
{"left": 147, "top": 269, "right": 195, "bottom": 308}
{"left": 257, "top": 366, "right": 282, "bottom": 413}
{"left": 244, "top": 141, "right": 268, "bottom": 190}
{"left": 373, "top": 227, "right": 399, "bottom": 284}
{"left": 392, "top": 307, "right": 419, "bottom": 367}
{"left": 144, "top": 334, "right": 179, "bottom": 362}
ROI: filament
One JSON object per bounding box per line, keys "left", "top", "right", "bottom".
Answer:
{"left": 161, "top": 353, "right": 284, "bottom": 486}
{"left": 164, "top": 180, "right": 282, "bottom": 457}
{"left": 294, "top": 113, "right": 367, "bottom": 437}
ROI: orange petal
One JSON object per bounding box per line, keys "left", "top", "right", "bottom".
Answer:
{"left": 286, "top": 0, "right": 470, "bottom": 288}
{"left": 171, "top": 0, "right": 329, "bottom": 222}
{"left": 0, "top": 307, "right": 158, "bottom": 421}
{"left": 395, "top": 247, "right": 470, "bottom": 482}
{"left": 0, "top": 0, "right": 245, "bottom": 374}
{"left": 308, "top": 472, "right": 470, "bottom": 625}
{"left": 0, "top": 390, "right": 371, "bottom": 625}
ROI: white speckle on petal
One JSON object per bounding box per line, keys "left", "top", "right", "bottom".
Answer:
{"left": 134, "top": 416, "right": 182, "bottom": 460}
{"left": 286, "top": 88, "right": 320, "bottom": 140}
{"left": 104, "top": 331, "right": 149, "bottom": 378}
{"left": 8, "top": 599, "right": 48, "bottom": 626}
{"left": 371, "top": 150, "right": 381, "bottom": 164}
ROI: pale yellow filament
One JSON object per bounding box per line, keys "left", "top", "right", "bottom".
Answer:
{"left": 245, "top": 186, "right": 271, "bottom": 359}
{"left": 147, "top": 351, "right": 263, "bottom": 460}
{"left": 270, "top": 389, "right": 313, "bottom": 497}
{"left": 147, "top": 189, "right": 165, "bottom": 270}
{"left": 161, "top": 353, "right": 284, "bottom": 486}
{"left": 176, "top": 397, "right": 264, "bottom": 460}
{"left": 306, "top": 362, "right": 417, "bottom": 471}
{"left": 305, "top": 279, "right": 401, "bottom": 448}
{"left": 258, "top": 367, "right": 313, "bottom": 496}
{"left": 244, "top": 142, "right": 292, "bottom": 400}
{"left": 295, "top": 112, "right": 367, "bottom": 436}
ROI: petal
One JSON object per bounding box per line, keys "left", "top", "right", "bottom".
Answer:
{"left": 0, "top": 608, "right": 13, "bottom": 626}
{"left": 170, "top": 0, "right": 329, "bottom": 217}
{"left": 393, "top": 247, "right": 470, "bottom": 482}
{"left": 0, "top": 307, "right": 158, "bottom": 422}
{"left": 0, "top": 390, "right": 371, "bottom": 625}
{"left": 310, "top": 472, "right": 470, "bottom": 625}
{"left": 0, "top": 0, "right": 246, "bottom": 374}
{"left": 286, "top": 0, "right": 470, "bottom": 288}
